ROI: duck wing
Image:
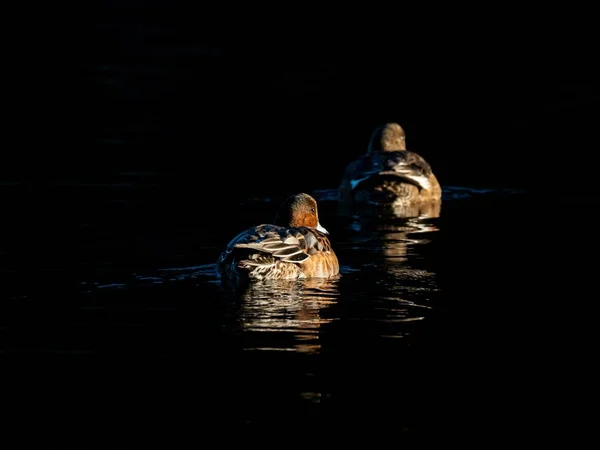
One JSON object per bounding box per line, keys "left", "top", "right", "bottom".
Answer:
{"left": 343, "top": 151, "right": 434, "bottom": 191}
{"left": 226, "top": 225, "right": 332, "bottom": 266}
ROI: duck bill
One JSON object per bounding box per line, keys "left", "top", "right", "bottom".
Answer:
{"left": 316, "top": 221, "right": 329, "bottom": 234}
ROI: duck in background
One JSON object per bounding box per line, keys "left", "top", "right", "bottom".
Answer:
{"left": 338, "top": 123, "right": 442, "bottom": 219}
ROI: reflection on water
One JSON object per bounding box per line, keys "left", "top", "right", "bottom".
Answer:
{"left": 344, "top": 212, "right": 439, "bottom": 262}
{"left": 339, "top": 197, "right": 442, "bottom": 221}
{"left": 221, "top": 277, "right": 340, "bottom": 354}
{"left": 333, "top": 205, "right": 440, "bottom": 335}
{"left": 332, "top": 185, "right": 441, "bottom": 266}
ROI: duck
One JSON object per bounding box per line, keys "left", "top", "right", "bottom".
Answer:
{"left": 339, "top": 123, "right": 442, "bottom": 211}
{"left": 216, "top": 193, "right": 339, "bottom": 282}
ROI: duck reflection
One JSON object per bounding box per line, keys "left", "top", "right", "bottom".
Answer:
{"left": 222, "top": 277, "right": 340, "bottom": 354}
{"left": 339, "top": 195, "right": 441, "bottom": 221}
{"left": 346, "top": 211, "right": 439, "bottom": 263}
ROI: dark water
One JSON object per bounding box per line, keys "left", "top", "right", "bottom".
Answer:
{"left": 5, "top": 180, "right": 594, "bottom": 443}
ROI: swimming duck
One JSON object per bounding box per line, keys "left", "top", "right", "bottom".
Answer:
{"left": 216, "top": 193, "right": 339, "bottom": 282}
{"left": 339, "top": 123, "right": 442, "bottom": 209}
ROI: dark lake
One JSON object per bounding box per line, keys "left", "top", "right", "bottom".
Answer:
{"left": 4, "top": 177, "right": 595, "bottom": 443}
{"left": 4, "top": 9, "right": 599, "bottom": 443}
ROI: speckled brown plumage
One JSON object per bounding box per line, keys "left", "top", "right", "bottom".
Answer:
{"left": 217, "top": 193, "right": 339, "bottom": 282}
{"left": 340, "top": 123, "right": 442, "bottom": 208}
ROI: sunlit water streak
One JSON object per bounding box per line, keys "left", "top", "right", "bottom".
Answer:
{"left": 226, "top": 278, "right": 341, "bottom": 354}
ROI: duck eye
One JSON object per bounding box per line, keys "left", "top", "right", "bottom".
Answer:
{"left": 311, "top": 207, "right": 315, "bottom": 213}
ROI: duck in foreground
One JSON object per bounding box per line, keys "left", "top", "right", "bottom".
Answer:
{"left": 216, "top": 193, "right": 339, "bottom": 282}
{"left": 339, "top": 123, "right": 442, "bottom": 211}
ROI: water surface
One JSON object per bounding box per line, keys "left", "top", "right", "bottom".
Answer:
{"left": 2, "top": 183, "right": 588, "bottom": 441}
